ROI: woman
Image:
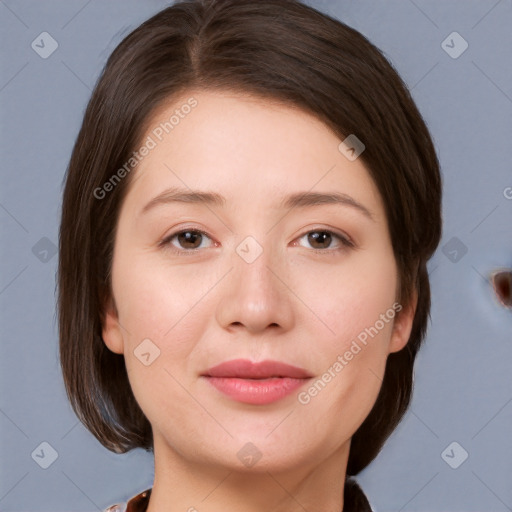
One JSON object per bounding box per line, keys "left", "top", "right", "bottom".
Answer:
{"left": 58, "top": 0, "right": 443, "bottom": 510}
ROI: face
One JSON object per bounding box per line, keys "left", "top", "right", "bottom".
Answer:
{"left": 102, "top": 89, "right": 416, "bottom": 475}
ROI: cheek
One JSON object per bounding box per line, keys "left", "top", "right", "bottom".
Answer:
{"left": 116, "top": 262, "right": 206, "bottom": 427}
{"left": 114, "top": 255, "right": 206, "bottom": 359}
{"left": 305, "top": 253, "right": 398, "bottom": 423}
{"left": 304, "top": 250, "right": 398, "bottom": 355}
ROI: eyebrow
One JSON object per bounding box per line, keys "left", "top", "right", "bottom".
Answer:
{"left": 140, "top": 187, "right": 375, "bottom": 221}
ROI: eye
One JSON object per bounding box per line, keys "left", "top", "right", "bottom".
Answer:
{"left": 294, "top": 229, "right": 354, "bottom": 252}
{"left": 159, "top": 227, "right": 354, "bottom": 255}
{"left": 159, "top": 229, "right": 215, "bottom": 253}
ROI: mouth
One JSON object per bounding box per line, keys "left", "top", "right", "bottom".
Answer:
{"left": 200, "top": 359, "right": 313, "bottom": 405}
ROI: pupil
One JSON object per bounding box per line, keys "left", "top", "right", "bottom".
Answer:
{"left": 309, "top": 231, "right": 331, "bottom": 249}
{"left": 179, "top": 231, "right": 201, "bottom": 249}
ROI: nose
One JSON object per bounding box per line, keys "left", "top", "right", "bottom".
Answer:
{"left": 215, "top": 240, "right": 295, "bottom": 335}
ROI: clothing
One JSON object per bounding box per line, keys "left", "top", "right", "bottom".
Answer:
{"left": 104, "top": 480, "right": 372, "bottom": 511}
{"left": 104, "top": 489, "right": 151, "bottom": 512}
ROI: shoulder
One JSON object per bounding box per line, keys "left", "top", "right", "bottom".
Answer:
{"left": 104, "top": 488, "right": 152, "bottom": 512}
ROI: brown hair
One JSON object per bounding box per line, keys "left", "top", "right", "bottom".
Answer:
{"left": 58, "top": 0, "right": 442, "bottom": 477}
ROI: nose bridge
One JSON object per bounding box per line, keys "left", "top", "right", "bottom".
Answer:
{"left": 234, "top": 233, "right": 281, "bottom": 305}
{"left": 215, "top": 231, "right": 293, "bottom": 333}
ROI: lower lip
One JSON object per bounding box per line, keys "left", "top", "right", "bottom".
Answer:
{"left": 203, "top": 376, "right": 310, "bottom": 405}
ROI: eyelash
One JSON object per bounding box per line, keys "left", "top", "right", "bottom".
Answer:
{"left": 158, "top": 227, "right": 355, "bottom": 256}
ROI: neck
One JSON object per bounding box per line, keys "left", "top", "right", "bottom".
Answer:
{"left": 146, "top": 438, "right": 349, "bottom": 512}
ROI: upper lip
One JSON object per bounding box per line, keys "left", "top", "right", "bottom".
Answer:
{"left": 202, "top": 359, "right": 312, "bottom": 379}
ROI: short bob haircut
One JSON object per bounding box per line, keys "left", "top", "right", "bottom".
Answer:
{"left": 58, "top": 0, "right": 442, "bottom": 480}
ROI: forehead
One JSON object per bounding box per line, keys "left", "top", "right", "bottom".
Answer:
{"left": 121, "top": 89, "right": 385, "bottom": 223}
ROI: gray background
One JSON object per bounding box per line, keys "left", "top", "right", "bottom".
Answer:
{"left": 1, "top": 0, "right": 511, "bottom": 510}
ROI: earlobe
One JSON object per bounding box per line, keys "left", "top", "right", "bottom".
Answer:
{"left": 101, "top": 295, "right": 125, "bottom": 355}
{"left": 389, "top": 290, "right": 418, "bottom": 354}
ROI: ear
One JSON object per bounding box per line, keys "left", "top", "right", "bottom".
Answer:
{"left": 101, "top": 294, "right": 125, "bottom": 355}
{"left": 388, "top": 289, "right": 418, "bottom": 354}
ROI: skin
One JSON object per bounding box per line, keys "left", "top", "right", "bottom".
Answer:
{"left": 102, "top": 90, "right": 417, "bottom": 512}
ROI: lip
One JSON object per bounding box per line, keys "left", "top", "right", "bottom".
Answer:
{"left": 201, "top": 359, "right": 312, "bottom": 405}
